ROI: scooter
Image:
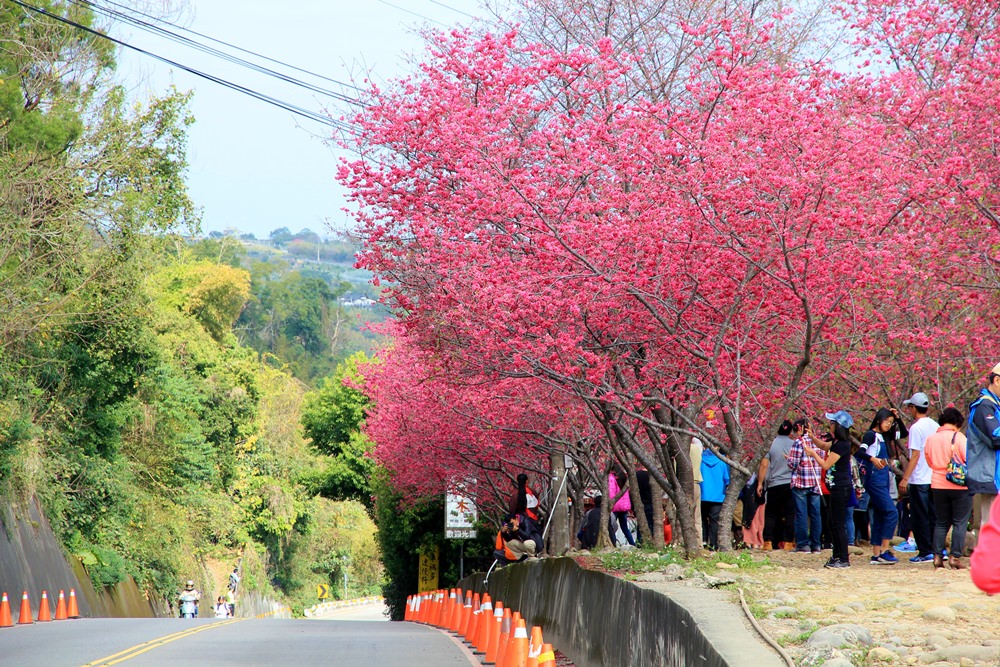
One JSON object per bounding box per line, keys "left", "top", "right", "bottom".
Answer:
{"left": 178, "top": 592, "right": 199, "bottom": 618}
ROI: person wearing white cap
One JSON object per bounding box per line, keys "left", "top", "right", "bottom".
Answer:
{"left": 968, "top": 364, "right": 1000, "bottom": 535}
{"left": 899, "top": 391, "right": 938, "bottom": 563}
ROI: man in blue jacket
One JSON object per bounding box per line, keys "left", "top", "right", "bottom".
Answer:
{"left": 700, "top": 443, "right": 730, "bottom": 550}
{"left": 968, "top": 363, "right": 1000, "bottom": 537}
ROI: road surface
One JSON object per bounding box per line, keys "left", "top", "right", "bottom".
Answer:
{"left": 0, "top": 609, "right": 478, "bottom": 667}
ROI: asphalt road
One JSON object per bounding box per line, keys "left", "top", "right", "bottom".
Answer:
{"left": 0, "top": 611, "right": 479, "bottom": 667}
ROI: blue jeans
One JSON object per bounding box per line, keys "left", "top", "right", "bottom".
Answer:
{"left": 868, "top": 482, "right": 897, "bottom": 545}
{"left": 846, "top": 505, "right": 856, "bottom": 545}
{"left": 792, "top": 487, "right": 822, "bottom": 550}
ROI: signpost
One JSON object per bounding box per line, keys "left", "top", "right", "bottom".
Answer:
{"left": 445, "top": 486, "right": 477, "bottom": 579}
{"left": 316, "top": 584, "right": 330, "bottom": 600}
{"left": 445, "top": 490, "right": 477, "bottom": 539}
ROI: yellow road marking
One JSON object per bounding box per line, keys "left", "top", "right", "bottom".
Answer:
{"left": 80, "top": 618, "right": 246, "bottom": 666}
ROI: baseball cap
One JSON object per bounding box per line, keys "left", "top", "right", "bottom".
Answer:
{"left": 992, "top": 362, "right": 1000, "bottom": 376}
{"left": 824, "top": 410, "right": 854, "bottom": 429}
{"left": 902, "top": 392, "right": 930, "bottom": 409}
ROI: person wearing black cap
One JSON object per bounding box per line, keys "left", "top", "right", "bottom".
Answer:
{"left": 968, "top": 363, "right": 1000, "bottom": 537}
{"left": 899, "top": 392, "right": 938, "bottom": 564}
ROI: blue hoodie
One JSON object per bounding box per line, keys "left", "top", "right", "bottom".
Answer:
{"left": 700, "top": 449, "right": 730, "bottom": 503}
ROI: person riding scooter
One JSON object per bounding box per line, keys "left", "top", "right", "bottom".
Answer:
{"left": 178, "top": 580, "right": 200, "bottom": 618}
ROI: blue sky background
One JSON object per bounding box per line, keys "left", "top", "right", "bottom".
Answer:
{"left": 114, "top": 0, "right": 484, "bottom": 240}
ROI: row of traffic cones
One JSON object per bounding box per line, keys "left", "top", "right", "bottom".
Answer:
{"left": 405, "top": 588, "right": 557, "bottom": 667}
{"left": 0, "top": 589, "right": 81, "bottom": 627}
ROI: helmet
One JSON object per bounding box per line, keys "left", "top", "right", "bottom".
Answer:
{"left": 185, "top": 580, "right": 195, "bottom": 590}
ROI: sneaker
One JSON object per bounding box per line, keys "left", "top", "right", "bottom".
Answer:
{"left": 794, "top": 547, "right": 812, "bottom": 554}
{"left": 942, "top": 549, "right": 949, "bottom": 561}
{"left": 894, "top": 539, "right": 917, "bottom": 553}
{"left": 870, "top": 555, "right": 890, "bottom": 565}
{"left": 880, "top": 551, "right": 899, "bottom": 563}
{"left": 829, "top": 559, "right": 851, "bottom": 569}
{"left": 812, "top": 547, "right": 824, "bottom": 554}
{"left": 909, "top": 553, "right": 935, "bottom": 564}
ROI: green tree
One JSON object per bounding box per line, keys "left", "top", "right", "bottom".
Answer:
{"left": 300, "top": 353, "right": 376, "bottom": 509}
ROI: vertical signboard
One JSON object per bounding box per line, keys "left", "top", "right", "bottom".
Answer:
{"left": 445, "top": 488, "right": 477, "bottom": 539}
{"left": 418, "top": 545, "right": 439, "bottom": 593}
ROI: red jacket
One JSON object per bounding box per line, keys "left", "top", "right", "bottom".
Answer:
{"left": 971, "top": 498, "right": 1000, "bottom": 595}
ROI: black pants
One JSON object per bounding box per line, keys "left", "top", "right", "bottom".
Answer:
{"left": 701, "top": 501, "right": 722, "bottom": 549}
{"left": 830, "top": 486, "right": 851, "bottom": 563}
{"left": 932, "top": 488, "right": 973, "bottom": 556}
{"left": 762, "top": 484, "right": 795, "bottom": 547}
{"left": 908, "top": 484, "right": 935, "bottom": 557}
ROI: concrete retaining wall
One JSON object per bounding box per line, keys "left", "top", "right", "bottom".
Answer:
{"left": 461, "top": 557, "right": 783, "bottom": 667}
{"left": 0, "top": 499, "right": 162, "bottom": 617}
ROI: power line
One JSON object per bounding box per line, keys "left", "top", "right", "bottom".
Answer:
{"left": 6, "top": 0, "right": 358, "bottom": 133}
{"left": 426, "top": 0, "right": 478, "bottom": 20}
{"left": 66, "top": 0, "right": 361, "bottom": 106}
{"left": 87, "top": 0, "right": 365, "bottom": 93}
{"left": 376, "top": 0, "right": 449, "bottom": 28}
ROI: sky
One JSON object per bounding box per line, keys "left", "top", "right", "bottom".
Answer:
{"left": 113, "top": 0, "right": 487, "bottom": 240}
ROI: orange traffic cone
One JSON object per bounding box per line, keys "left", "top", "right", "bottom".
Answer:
{"left": 526, "top": 626, "right": 544, "bottom": 667}
{"left": 464, "top": 593, "right": 481, "bottom": 644}
{"left": 67, "top": 589, "right": 81, "bottom": 619}
{"left": 37, "top": 590, "right": 52, "bottom": 622}
{"left": 18, "top": 591, "right": 32, "bottom": 625}
{"left": 484, "top": 601, "right": 504, "bottom": 664}
{"left": 493, "top": 607, "right": 513, "bottom": 667}
{"left": 55, "top": 590, "right": 67, "bottom": 621}
{"left": 537, "top": 643, "right": 556, "bottom": 667}
{"left": 457, "top": 590, "right": 472, "bottom": 637}
{"left": 506, "top": 618, "right": 530, "bottom": 667}
{"left": 0, "top": 592, "right": 12, "bottom": 628}
{"left": 474, "top": 595, "right": 493, "bottom": 653}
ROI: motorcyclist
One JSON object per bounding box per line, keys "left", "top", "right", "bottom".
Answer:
{"left": 178, "top": 580, "right": 200, "bottom": 618}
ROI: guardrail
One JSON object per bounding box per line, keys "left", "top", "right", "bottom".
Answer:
{"left": 303, "top": 595, "right": 383, "bottom": 618}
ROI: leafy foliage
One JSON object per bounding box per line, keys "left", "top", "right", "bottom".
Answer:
{"left": 301, "top": 353, "right": 376, "bottom": 508}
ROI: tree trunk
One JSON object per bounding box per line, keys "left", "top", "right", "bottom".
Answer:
{"left": 717, "top": 468, "right": 748, "bottom": 552}
{"left": 548, "top": 452, "right": 570, "bottom": 555}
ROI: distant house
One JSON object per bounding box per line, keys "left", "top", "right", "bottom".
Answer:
{"left": 341, "top": 296, "right": 376, "bottom": 309}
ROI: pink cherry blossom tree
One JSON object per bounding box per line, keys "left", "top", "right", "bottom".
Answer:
{"left": 343, "top": 3, "right": 996, "bottom": 553}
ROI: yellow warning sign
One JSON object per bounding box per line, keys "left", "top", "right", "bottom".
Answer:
{"left": 418, "top": 546, "right": 439, "bottom": 593}
{"left": 317, "top": 584, "right": 330, "bottom": 599}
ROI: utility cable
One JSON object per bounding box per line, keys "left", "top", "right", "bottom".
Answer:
{"left": 81, "top": 0, "right": 365, "bottom": 92}
{"left": 6, "top": 0, "right": 358, "bottom": 133}
{"left": 376, "top": 0, "right": 449, "bottom": 27}
{"left": 66, "top": 0, "right": 361, "bottom": 105}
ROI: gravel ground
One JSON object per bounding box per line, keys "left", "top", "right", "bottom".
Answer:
{"left": 595, "top": 543, "right": 999, "bottom": 666}
{"left": 736, "top": 545, "right": 1000, "bottom": 666}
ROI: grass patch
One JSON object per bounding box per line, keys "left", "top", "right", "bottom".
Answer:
{"left": 599, "top": 547, "right": 685, "bottom": 573}
{"left": 776, "top": 630, "right": 813, "bottom": 647}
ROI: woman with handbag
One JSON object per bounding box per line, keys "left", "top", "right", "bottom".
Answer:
{"left": 923, "top": 406, "right": 973, "bottom": 569}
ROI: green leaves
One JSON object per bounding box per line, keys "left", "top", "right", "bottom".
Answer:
{"left": 301, "top": 353, "right": 376, "bottom": 508}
